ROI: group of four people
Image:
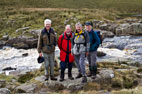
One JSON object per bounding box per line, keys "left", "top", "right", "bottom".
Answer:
{"left": 37, "top": 19, "right": 100, "bottom": 83}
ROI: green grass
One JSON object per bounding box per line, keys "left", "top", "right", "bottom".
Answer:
{"left": 0, "top": 0, "right": 142, "bottom": 38}
{"left": 0, "top": 7, "right": 118, "bottom": 38}
{"left": 0, "top": 74, "right": 16, "bottom": 82}
{"left": 0, "top": 0, "right": 142, "bottom": 13}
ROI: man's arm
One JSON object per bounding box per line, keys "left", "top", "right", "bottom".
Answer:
{"left": 71, "top": 33, "right": 75, "bottom": 54}
{"left": 92, "top": 32, "right": 100, "bottom": 49}
{"left": 37, "top": 31, "right": 43, "bottom": 54}
{"left": 85, "top": 31, "right": 90, "bottom": 53}
{"left": 54, "top": 32, "right": 57, "bottom": 46}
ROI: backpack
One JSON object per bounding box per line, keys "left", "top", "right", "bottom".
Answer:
{"left": 60, "top": 33, "right": 71, "bottom": 53}
{"left": 73, "top": 31, "right": 87, "bottom": 46}
{"left": 61, "top": 33, "right": 65, "bottom": 46}
{"left": 93, "top": 30, "right": 103, "bottom": 45}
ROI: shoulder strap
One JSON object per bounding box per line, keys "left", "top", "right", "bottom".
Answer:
{"left": 61, "top": 33, "right": 64, "bottom": 48}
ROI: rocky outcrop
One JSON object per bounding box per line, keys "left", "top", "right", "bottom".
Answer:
{"left": 102, "top": 36, "right": 142, "bottom": 65}
{"left": 115, "top": 23, "right": 142, "bottom": 35}
{"left": 0, "top": 80, "right": 6, "bottom": 88}
{"left": 6, "top": 36, "right": 38, "bottom": 49}
{"left": 99, "top": 69, "right": 114, "bottom": 79}
{"left": 16, "top": 83, "right": 37, "bottom": 93}
{"left": 0, "top": 41, "right": 6, "bottom": 49}
{"left": 29, "top": 29, "right": 41, "bottom": 38}
{"left": 0, "top": 88, "right": 11, "bottom": 94}
{"left": 100, "top": 30, "right": 115, "bottom": 38}
{"left": 92, "top": 19, "right": 142, "bottom": 36}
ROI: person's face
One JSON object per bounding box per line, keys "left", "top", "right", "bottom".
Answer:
{"left": 65, "top": 27, "right": 72, "bottom": 35}
{"left": 85, "top": 25, "right": 92, "bottom": 32}
{"left": 76, "top": 25, "right": 82, "bottom": 32}
{"left": 45, "top": 23, "right": 51, "bottom": 30}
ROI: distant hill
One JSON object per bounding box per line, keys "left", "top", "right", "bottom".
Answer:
{"left": 0, "top": 0, "right": 142, "bottom": 13}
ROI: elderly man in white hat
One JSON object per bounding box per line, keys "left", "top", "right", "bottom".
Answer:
{"left": 37, "top": 19, "right": 57, "bottom": 81}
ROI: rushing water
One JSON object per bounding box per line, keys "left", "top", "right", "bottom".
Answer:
{"left": 0, "top": 36, "right": 142, "bottom": 75}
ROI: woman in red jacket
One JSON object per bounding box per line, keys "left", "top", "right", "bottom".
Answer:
{"left": 58, "top": 25, "right": 74, "bottom": 81}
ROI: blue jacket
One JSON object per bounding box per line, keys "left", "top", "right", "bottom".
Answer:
{"left": 87, "top": 29, "right": 100, "bottom": 52}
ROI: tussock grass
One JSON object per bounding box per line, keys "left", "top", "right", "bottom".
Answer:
{"left": 0, "top": 0, "right": 142, "bottom": 13}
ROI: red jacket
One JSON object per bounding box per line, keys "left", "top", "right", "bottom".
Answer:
{"left": 58, "top": 32, "right": 74, "bottom": 63}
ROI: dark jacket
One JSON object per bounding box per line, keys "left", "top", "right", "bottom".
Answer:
{"left": 37, "top": 27, "right": 57, "bottom": 54}
{"left": 88, "top": 29, "right": 100, "bottom": 52}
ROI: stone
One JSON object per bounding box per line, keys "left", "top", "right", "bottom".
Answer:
{"left": 2, "top": 35, "right": 9, "bottom": 41}
{"left": 0, "top": 88, "right": 11, "bottom": 94}
{"left": 0, "top": 41, "right": 6, "bottom": 49}
{"left": 29, "top": 29, "right": 42, "bottom": 38}
{"left": 0, "top": 80, "right": 6, "bottom": 88}
{"left": 67, "top": 83, "right": 84, "bottom": 91}
{"left": 97, "top": 51, "right": 106, "bottom": 57}
{"left": 16, "top": 27, "right": 30, "bottom": 33}
{"left": 99, "top": 69, "right": 114, "bottom": 79}
{"left": 48, "top": 82, "right": 64, "bottom": 91}
{"left": 101, "top": 30, "right": 115, "bottom": 38}
{"left": 22, "top": 53, "right": 29, "bottom": 57}
{"left": 64, "top": 19, "right": 70, "bottom": 25}
{"left": 99, "top": 24, "right": 110, "bottom": 30}
{"left": 38, "top": 88, "right": 48, "bottom": 94}
{"left": 115, "top": 23, "right": 142, "bottom": 35}
{"left": 6, "top": 36, "right": 38, "bottom": 49}
{"left": 35, "top": 75, "right": 46, "bottom": 82}
{"left": 16, "top": 83, "right": 37, "bottom": 93}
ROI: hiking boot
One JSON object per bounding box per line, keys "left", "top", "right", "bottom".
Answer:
{"left": 60, "top": 70, "right": 65, "bottom": 82}
{"left": 87, "top": 72, "right": 92, "bottom": 77}
{"left": 82, "top": 76, "right": 87, "bottom": 83}
{"left": 44, "top": 75, "right": 49, "bottom": 81}
{"left": 60, "top": 78, "right": 64, "bottom": 82}
{"left": 69, "top": 76, "right": 74, "bottom": 80}
{"left": 75, "top": 73, "right": 82, "bottom": 79}
{"left": 50, "top": 76, "right": 57, "bottom": 81}
{"left": 68, "top": 70, "right": 74, "bottom": 80}
{"left": 91, "top": 75, "right": 96, "bottom": 79}
{"left": 87, "top": 66, "right": 92, "bottom": 77}
{"left": 91, "top": 66, "right": 97, "bottom": 79}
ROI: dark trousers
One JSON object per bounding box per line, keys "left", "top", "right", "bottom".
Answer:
{"left": 60, "top": 61, "right": 73, "bottom": 79}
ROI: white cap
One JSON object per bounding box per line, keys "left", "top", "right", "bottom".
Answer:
{"left": 44, "top": 19, "right": 52, "bottom": 25}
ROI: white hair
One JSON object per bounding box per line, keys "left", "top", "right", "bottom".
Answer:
{"left": 75, "top": 22, "right": 82, "bottom": 27}
{"left": 44, "top": 19, "right": 52, "bottom": 25}
{"left": 65, "top": 25, "right": 72, "bottom": 29}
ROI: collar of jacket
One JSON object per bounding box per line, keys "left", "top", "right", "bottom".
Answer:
{"left": 75, "top": 30, "right": 83, "bottom": 35}
{"left": 88, "top": 29, "right": 94, "bottom": 34}
{"left": 75, "top": 30, "right": 84, "bottom": 40}
{"left": 64, "top": 32, "right": 72, "bottom": 39}
{"left": 43, "top": 27, "right": 54, "bottom": 33}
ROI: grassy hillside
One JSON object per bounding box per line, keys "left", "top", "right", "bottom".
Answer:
{"left": 0, "top": 7, "right": 118, "bottom": 38}
{"left": 0, "top": 0, "right": 142, "bottom": 38}
{"left": 0, "top": 0, "right": 142, "bottom": 13}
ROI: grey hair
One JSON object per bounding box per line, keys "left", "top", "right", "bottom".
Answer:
{"left": 44, "top": 19, "right": 51, "bottom": 25}
{"left": 75, "top": 22, "right": 82, "bottom": 27}
{"left": 65, "top": 24, "right": 72, "bottom": 29}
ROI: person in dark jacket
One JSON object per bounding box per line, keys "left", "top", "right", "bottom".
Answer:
{"left": 58, "top": 25, "right": 74, "bottom": 81}
{"left": 85, "top": 22, "right": 100, "bottom": 79}
{"left": 37, "top": 19, "right": 57, "bottom": 81}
